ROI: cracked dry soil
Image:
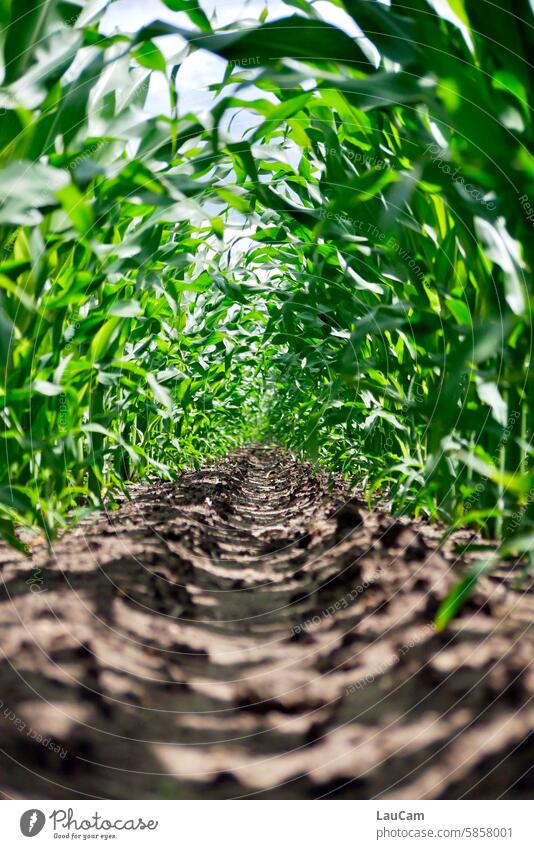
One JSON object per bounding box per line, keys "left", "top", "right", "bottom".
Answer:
{"left": 0, "top": 445, "right": 532, "bottom": 799}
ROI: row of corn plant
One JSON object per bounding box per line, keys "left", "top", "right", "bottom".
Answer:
{"left": 0, "top": 0, "right": 532, "bottom": 618}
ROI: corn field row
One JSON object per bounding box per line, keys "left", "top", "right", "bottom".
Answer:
{"left": 0, "top": 0, "right": 532, "bottom": 619}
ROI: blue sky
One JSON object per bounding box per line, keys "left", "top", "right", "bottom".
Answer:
{"left": 95, "top": 0, "right": 469, "bottom": 141}
{"left": 99, "top": 0, "right": 370, "bottom": 120}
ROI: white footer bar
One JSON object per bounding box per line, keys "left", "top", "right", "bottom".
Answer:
{"left": 2, "top": 799, "right": 531, "bottom": 848}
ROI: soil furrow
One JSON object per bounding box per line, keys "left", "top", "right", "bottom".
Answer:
{"left": 0, "top": 446, "right": 532, "bottom": 799}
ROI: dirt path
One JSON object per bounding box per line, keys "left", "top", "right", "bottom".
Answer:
{"left": 0, "top": 446, "right": 532, "bottom": 799}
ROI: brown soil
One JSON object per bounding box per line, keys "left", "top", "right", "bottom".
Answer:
{"left": 0, "top": 446, "right": 532, "bottom": 799}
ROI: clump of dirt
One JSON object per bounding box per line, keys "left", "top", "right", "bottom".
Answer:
{"left": 0, "top": 446, "right": 532, "bottom": 799}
